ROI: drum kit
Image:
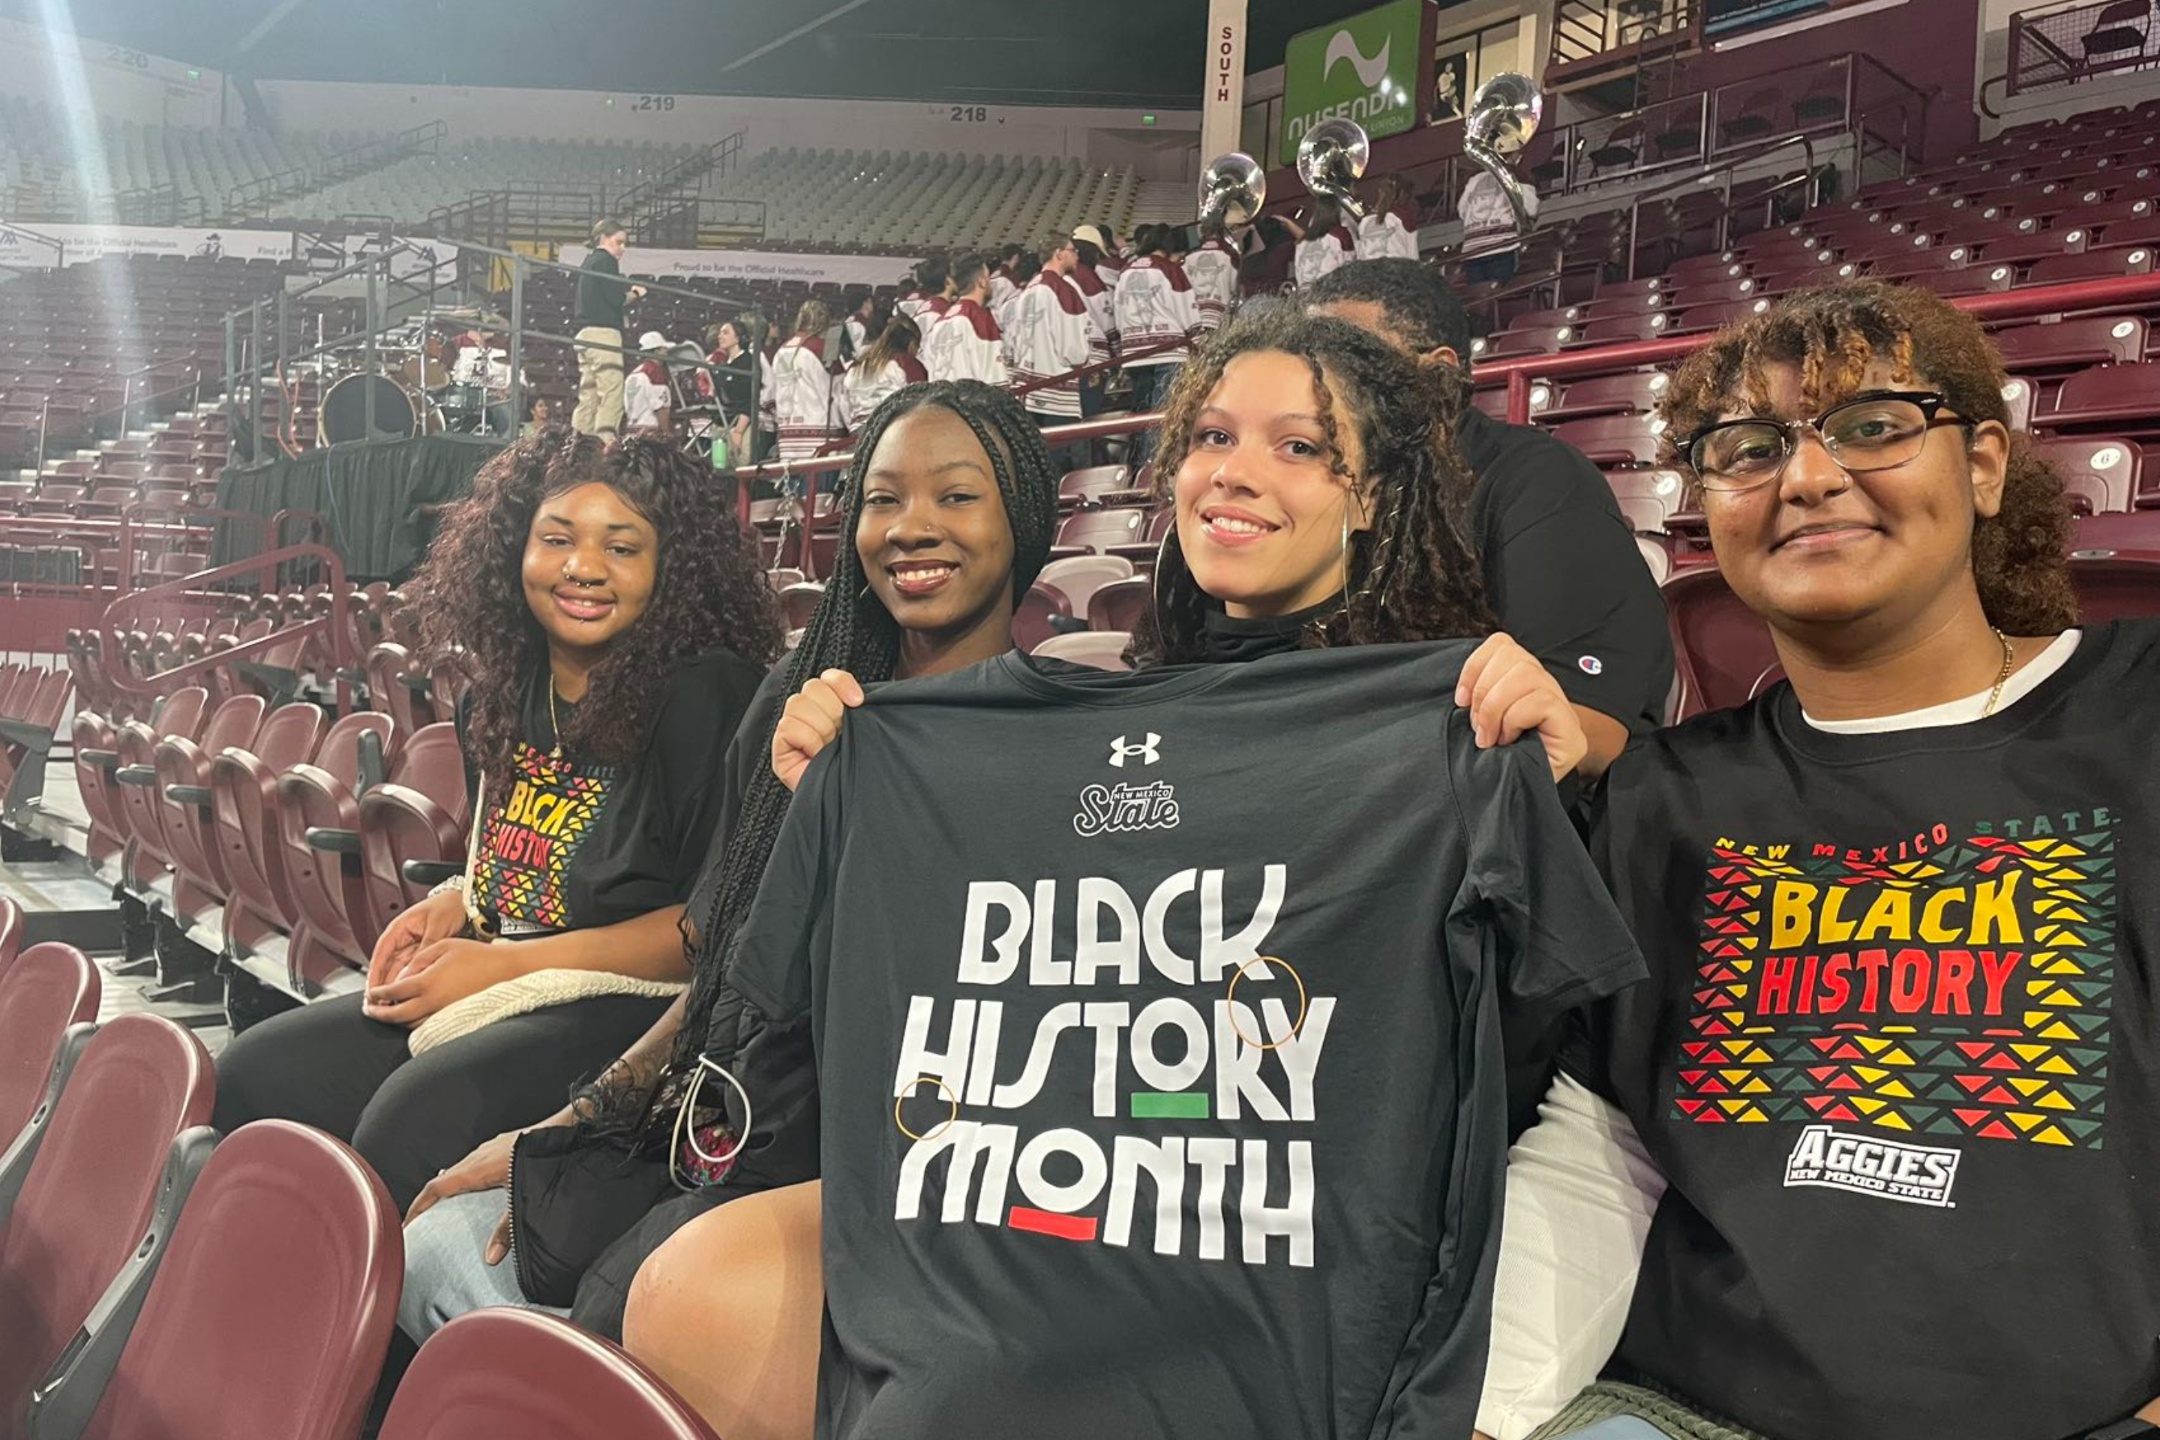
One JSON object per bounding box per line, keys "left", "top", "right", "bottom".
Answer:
{"left": 317, "top": 306, "right": 523, "bottom": 447}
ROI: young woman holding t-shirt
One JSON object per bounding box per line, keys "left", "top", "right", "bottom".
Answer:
{"left": 630, "top": 308, "right": 1601, "bottom": 1439}
{"left": 393, "top": 384, "right": 1065, "bottom": 1418}
{"left": 1477, "top": 281, "right": 2160, "bottom": 1440}
{"left": 212, "top": 432, "right": 783, "bottom": 1213}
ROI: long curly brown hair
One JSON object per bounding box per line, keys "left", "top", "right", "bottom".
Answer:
{"left": 1136, "top": 304, "right": 1492, "bottom": 662}
{"left": 1659, "top": 280, "right": 2077, "bottom": 635}
{"left": 405, "top": 428, "right": 783, "bottom": 778}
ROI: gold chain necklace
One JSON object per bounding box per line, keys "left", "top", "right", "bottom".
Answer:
{"left": 1979, "top": 628, "right": 2017, "bottom": 719}
{"left": 546, "top": 677, "right": 565, "bottom": 762}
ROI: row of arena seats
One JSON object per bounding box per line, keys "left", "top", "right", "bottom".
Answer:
{"left": 0, "top": 915, "right": 725, "bottom": 1438}
{"left": 300, "top": 136, "right": 714, "bottom": 228}
{"left": 0, "top": 257, "right": 297, "bottom": 461}
{"left": 0, "top": 94, "right": 359, "bottom": 220}
{"left": 62, "top": 584, "right": 481, "bottom": 1000}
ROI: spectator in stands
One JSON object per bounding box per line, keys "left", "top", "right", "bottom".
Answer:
{"left": 1358, "top": 175, "right": 1424, "bottom": 261}
{"left": 994, "top": 249, "right": 1040, "bottom": 340}
{"left": 520, "top": 398, "right": 552, "bottom": 438}
{"left": 922, "top": 254, "right": 1009, "bottom": 386}
{"left": 839, "top": 313, "right": 925, "bottom": 431}
{"left": 895, "top": 256, "right": 948, "bottom": 328}
{"left": 1479, "top": 280, "right": 2160, "bottom": 1440}
{"left": 772, "top": 301, "right": 840, "bottom": 464}
{"left": 623, "top": 331, "right": 674, "bottom": 437}
{"left": 1069, "top": 225, "right": 1121, "bottom": 425}
{"left": 989, "top": 243, "right": 1026, "bottom": 316}
{"left": 572, "top": 219, "right": 645, "bottom": 438}
{"left": 665, "top": 309, "right": 1604, "bottom": 1439}
{"left": 1094, "top": 222, "right": 1128, "bottom": 282}
{"left": 1185, "top": 217, "right": 1241, "bottom": 333}
{"left": 395, "top": 382, "right": 1063, "bottom": 1375}
{"left": 1289, "top": 196, "right": 1356, "bottom": 289}
{"left": 1114, "top": 223, "right": 1201, "bottom": 466}
{"left": 1306, "top": 258, "right": 1671, "bottom": 775}
{"left": 1008, "top": 231, "right": 1098, "bottom": 468}
{"left": 839, "top": 292, "right": 875, "bottom": 365}
{"left": 1458, "top": 162, "right": 1538, "bottom": 286}
{"left": 706, "top": 318, "right": 758, "bottom": 463}
{"left": 210, "top": 432, "right": 784, "bottom": 1215}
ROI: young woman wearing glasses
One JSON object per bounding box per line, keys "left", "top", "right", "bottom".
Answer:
{"left": 1476, "top": 280, "right": 2160, "bottom": 1440}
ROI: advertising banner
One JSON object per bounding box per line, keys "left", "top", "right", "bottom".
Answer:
{"left": 1278, "top": 0, "right": 1426, "bottom": 167}
{"left": 559, "top": 245, "right": 921, "bottom": 287}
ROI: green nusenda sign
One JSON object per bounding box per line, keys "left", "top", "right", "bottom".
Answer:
{"left": 1278, "top": 0, "right": 1424, "bottom": 168}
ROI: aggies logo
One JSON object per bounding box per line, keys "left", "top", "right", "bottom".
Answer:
{"left": 1783, "top": 1125, "right": 1962, "bottom": 1208}
{"left": 1075, "top": 733, "right": 1179, "bottom": 836}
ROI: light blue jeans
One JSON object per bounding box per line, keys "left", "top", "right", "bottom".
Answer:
{"left": 398, "top": 1188, "right": 569, "bottom": 1344}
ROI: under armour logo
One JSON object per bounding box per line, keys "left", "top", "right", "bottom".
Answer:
{"left": 1108, "top": 733, "right": 1161, "bottom": 767}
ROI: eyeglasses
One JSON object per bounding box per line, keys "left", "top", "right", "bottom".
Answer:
{"left": 1681, "top": 391, "right": 1972, "bottom": 492}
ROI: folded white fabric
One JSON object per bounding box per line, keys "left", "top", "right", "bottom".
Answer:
{"left": 408, "top": 969, "right": 686, "bottom": 1056}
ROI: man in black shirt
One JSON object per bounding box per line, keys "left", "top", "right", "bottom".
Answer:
{"left": 573, "top": 218, "right": 644, "bottom": 438}
{"left": 1306, "top": 259, "right": 1672, "bottom": 775}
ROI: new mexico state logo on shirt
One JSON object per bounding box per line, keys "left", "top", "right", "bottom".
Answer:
{"left": 470, "top": 742, "right": 616, "bottom": 933}
{"left": 1674, "top": 806, "right": 2118, "bottom": 1151}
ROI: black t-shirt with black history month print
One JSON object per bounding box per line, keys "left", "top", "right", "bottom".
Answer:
{"left": 725, "top": 642, "right": 1645, "bottom": 1440}
{"left": 456, "top": 650, "right": 766, "bottom": 936}
{"left": 1569, "top": 619, "right": 2160, "bottom": 1440}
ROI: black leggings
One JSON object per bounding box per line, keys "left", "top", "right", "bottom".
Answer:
{"left": 212, "top": 991, "right": 673, "bottom": 1213}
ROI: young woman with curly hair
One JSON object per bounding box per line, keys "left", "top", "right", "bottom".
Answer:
{"left": 1479, "top": 281, "right": 2160, "bottom": 1440}
{"left": 213, "top": 430, "right": 784, "bottom": 1215}
{"left": 653, "top": 307, "right": 1603, "bottom": 1440}
{"left": 391, "top": 384, "right": 1065, "bottom": 1412}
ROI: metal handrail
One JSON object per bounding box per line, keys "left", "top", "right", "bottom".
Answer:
{"left": 99, "top": 542, "right": 352, "bottom": 697}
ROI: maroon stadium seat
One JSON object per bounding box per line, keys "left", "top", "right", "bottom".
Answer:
{"left": 2047, "top": 362, "right": 2160, "bottom": 433}
{"left": 1037, "top": 555, "right": 1134, "bottom": 617}
{"left": 0, "top": 945, "right": 99, "bottom": 1154}
{"left": 1993, "top": 317, "right": 2147, "bottom": 374}
{"left": 379, "top": 1309, "right": 720, "bottom": 1440}
{"left": 1551, "top": 415, "right": 1667, "bottom": 468}
{"left": 110, "top": 687, "right": 207, "bottom": 880}
{"left": 349, "top": 722, "right": 471, "bottom": 952}
{"left": 1908, "top": 264, "right": 2019, "bottom": 298}
{"left": 365, "top": 642, "right": 431, "bottom": 740}
{"left": 1607, "top": 470, "right": 1691, "bottom": 534}
{"left": 211, "top": 703, "right": 330, "bottom": 962}
{"left": 1057, "top": 465, "right": 1136, "bottom": 508}
{"left": 1013, "top": 582, "right": 1072, "bottom": 653}
{"left": 54, "top": 1120, "right": 400, "bottom": 1440}
{"left": 2024, "top": 245, "right": 2154, "bottom": 285}
{"left": 2031, "top": 436, "right": 2143, "bottom": 513}
{"left": 277, "top": 713, "right": 397, "bottom": 992}
{"left": 1087, "top": 575, "right": 1152, "bottom": 633}
{"left": 1049, "top": 507, "right": 1150, "bottom": 559}
{"left": 2066, "top": 554, "right": 2160, "bottom": 618}
{"left": 1541, "top": 372, "right": 1671, "bottom": 422}
{"left": 1666, "top": 298, "right": 1770, "bottom": 335}
{"left": 1663, "top": 567, "right": 1779, "bottom": 720}
{"left": 1478, "top": 323, "right": 1576, "bottom": 359}
{"left": 2073, "top": 509, "right": 2160, "bottom": 557}
{"left": 152, "top": 694, "right": 267, "bottom": 927}
{"left": 0, "top": 1015, "right": 214, "bottom": 1436}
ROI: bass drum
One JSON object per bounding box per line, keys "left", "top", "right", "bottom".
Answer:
{"left": 319, "top": 373, "right": 444, "bottom": 445}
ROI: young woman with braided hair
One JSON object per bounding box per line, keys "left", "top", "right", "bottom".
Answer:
{"left": 214, "top": 430, "right": 783, "bottom": 1215}
{"left": 395, "top": 383, "right": 1064, "bottom": 1416}
{"left": 643, "top": 306, "right": 1600, "bottom": 1440}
